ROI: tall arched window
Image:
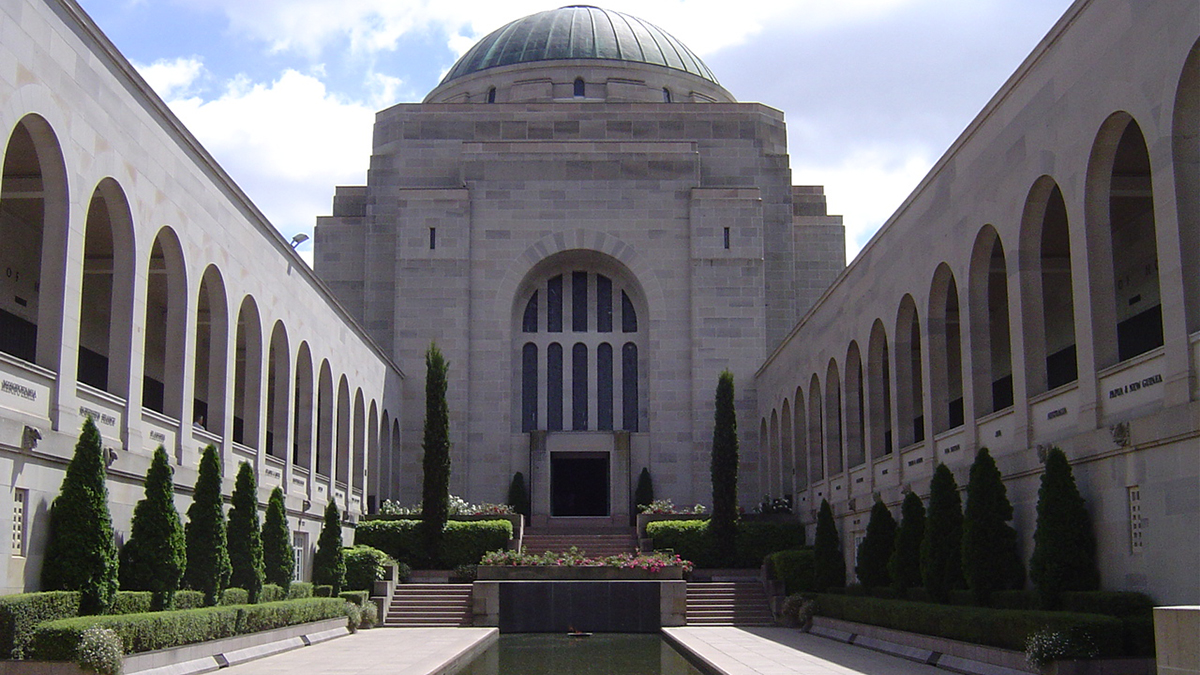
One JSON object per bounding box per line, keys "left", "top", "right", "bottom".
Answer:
{"left": 929, "top": 266, "right": 964, "bottom": 433}
{"left": 573, "top": 77, "right": 585, "bottom": 98}
{"left": 78, "top": 180, "right": 135, "bottom": 397}
{"left": 515, "top": 259, "right": 646, "bottom": 433}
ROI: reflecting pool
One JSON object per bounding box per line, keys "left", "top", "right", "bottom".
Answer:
{"left": 456, "top": 634, "right": 707, "bottom": 675}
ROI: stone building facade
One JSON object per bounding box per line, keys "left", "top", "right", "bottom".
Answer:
{"left": 754, "top": 0, "right": 1200, "bottom": 603}
{"left": 315, "top": 6, "right": 845, "bottom": 526}
{"left": 0, "top": 0, "right": 403, "bottom": 593}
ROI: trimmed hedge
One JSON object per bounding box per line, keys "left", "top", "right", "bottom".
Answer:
{"left": 30, "top": 598, "right": 347, "bottom": 660}
{"left": 173, "top": 591, "right": 206, "bottom": 610}
{"left": 219, "top": 588, "right": 249, "bottom": 606}
{"left": 287, "top": 583, "right": 313, "bottom": 600}
{"left": 766, "top": 549, "right": 816, "bottom": 595}
{"left": 354, "top": 519, "right": 513, "bottom": 569}
{"left": 343, "top": 546, "right": 397, "bottom": 592}
{"left": 314, "top": 586, "right": 333, "bottom": 598}
{"left": 0, "top": 591, "right": 81, "bottom": 659}
{"left": 338, "top": 591, "right": 368, "bottom": 606}
{"left": 260, "top": 584, "right": 286, "bottom": 603}
{"left": 646, "top": 519, "right": 805, "bottom": 568}
{"left": 813, "top": 594, "right": 1125, "bottom": 655}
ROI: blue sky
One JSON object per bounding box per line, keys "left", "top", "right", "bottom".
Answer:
{"left": 77, "top": 0, "right": 1076, "bottom": 264}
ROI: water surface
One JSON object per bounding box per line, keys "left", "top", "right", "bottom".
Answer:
{"left": 457, "top": 633, "right": 707, "bottom": 675}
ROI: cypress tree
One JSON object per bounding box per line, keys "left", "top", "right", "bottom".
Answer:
{"left": 184, "top": 445, "right": 231, "bottom": 606}
{"left": 506, "top": 472, "right": 530, "bottom": 521}
{"left": 710, "top": 370, "right": 739, "bottom": 566}
{"left": 420, "top": 343, "right": 450, "bottom": 566}
{"left": 962, "top": 447, "right": 1025, "bottom": 605}
{"left": 41, "top": 417, "right": 119, "bottom": 615}
{"left": 119, "top": 445, "right": 185, "bottom": 610}
{"left": 227, "top": 462, "right": 264, "bottom": 602}
{"left": 813, "top": 499, "right": 846, "bottom": 591}
{"left": 1030, "top": 447, "right": 1099, "bottom": 608}
{"left": 855, "top": 499, "right": 897, "bottom": 588}
{"left": 262, "top": 487, "right": 294, "bottom": 589}
{"left": 313, "top": 500, "right": 345, "bottom": 593}
{"left": 888, "top": 491, "right": 925, "bottom": 592}
{"left": 921, "top": 463, "right": 964, "bottom": 603}
{"left": 634, "top": 467, "right": 654, "bottom": 512}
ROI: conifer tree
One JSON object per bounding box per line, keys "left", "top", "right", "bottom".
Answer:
{"left": 262, "top": 487, "right": 294, "bottom": 589}
{"left": 420, "top": 343, "right": 450, "bottom": 566}
{"left": 41, "top": 417, "right": 119, "bottom": 615}
{"left": 1030, "top": 447, "right": 1099, "bottom": 608}
{"left": 888, "top": 490, "right": 925, "bottom": 592}
{"left": 855, "top": 498, "right": 897, "bottom": 588}
{"left": 184, "top": 445, "right": 231, "bottom": 606}
{"left": 227, "top": 462, "right": 264, "bottom": 602}
{"left": 813, "top": 499, "right": 846, "bottom": 591}
{"left": 921, "top": 463, "right": 964, "bottom": 602}
{"left": 120, "top": 445, "right": 185, "bottom": 610}
{"left": 506, "top": 472, "right": 530, "bottom": 521}
{"left": 962, "top": 447, "right": 1024, "bottom": 605}
{"left": 313, "top": 500, "right": 346, "bottom": 593}
{"left": 633, "top": 467, "right": 654, "bottom": 525}
{"left": 710, "top": 370, "right": 739, "bottom": 566}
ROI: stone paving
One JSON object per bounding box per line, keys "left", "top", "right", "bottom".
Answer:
{"left": 213, "top": 625, "right": 954, "bottom": 675}
{"left": 664, "top": 627, "right": 946, "bottom": 675}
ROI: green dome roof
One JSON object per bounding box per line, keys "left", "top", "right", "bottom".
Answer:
{"left": 439, "top": 6, "right": 719, "bottom": 86}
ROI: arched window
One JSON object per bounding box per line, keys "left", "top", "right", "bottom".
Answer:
{"left": 316, "top": 361, "right": 334, "bottom": 477}
{"left": 792, "top": 386, "right": 807, "bottom": 489}
{"left": 1020, "top": 180, "right": 1079, "bottom": 395}
{"left": 807, "top": 375, "right": 823, "bottom": 483}
{"left": 845, "top": 343, "right": 866, "bottom": 468}
{"left": 266, "top": 322, "right": 290, "bottom": 459}
{"left": 142, "top": 229, "right": 187, "bottom": 419}
{"left": 77, "top": 180, "right": 135, "bottom": 397}
{"left": 194, "top": 267, "right": 227, "bottom": 434}
{"left": 1174, "top": 40, "right": 1200, "bottom": 336}
{"left": 336, "top": 376, "right": 351, "bottom": 487}
{"left": 233, "top": 297, "right": 262, "bottom": 447}
{"left": 515, "top": 260, "right": 646, "bottom": 434}
{"left": 780, "top": 399, "right": 794, "bottom": 498}
{"left": 293, "top": 343, "right": 314, "bottom": 468}
{"left": 929, "top": 266, "right": 964, "bottom": 433}
{"left": 969, "top": 228, "right": 1014, "bottom": 415}
{"left": 824, "top": 360, "right": 843, "bottom": 476}
{"left": 662, "top": 87, "right": 672, "bottom": 103}
{"left": 895, "top": 296, "right": 925, "bottom": 446}
{"left": 574, "top": 77, "right": 585, "bottom": 98}
{"left": 867, "top": 320, "right": 893, "bottom": 457}
{"left": 487, "top": 86, "right": 496, "bottom": 103}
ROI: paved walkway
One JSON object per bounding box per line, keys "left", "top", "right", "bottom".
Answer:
{"left": 664, "top": 627, "right": 946, "bottom": 675}
{"left": 209, "top": 625, "right": 953, "bottom": 675}
{"left": 217, "top": 627, "right": 497, "bottom": 675}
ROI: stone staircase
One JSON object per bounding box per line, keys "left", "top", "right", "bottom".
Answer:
{"left": 383, "top": 584, "right": 473, "bottom": 627}
{"left": 686, "top": 582, "right": 774, "bottom": 626}
{"left": 520, "top": 529, "right": 638, "bottom": 557}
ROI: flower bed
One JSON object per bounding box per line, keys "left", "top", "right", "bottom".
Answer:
{"left": 477, "top": 549, "right": 692, "bottom": 580}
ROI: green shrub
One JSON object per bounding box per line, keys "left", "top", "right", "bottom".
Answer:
{"left": 184, "top": 446, "right": 231, "bottom": 606}
{"left": 1025, "top": 627, "right": 1100, "bottom": 669}
{"left": 75, "top": 626, "right": 122, "bottom": 675}
{"left": 813, "top": 594, "right": 1124, "bottom": 655}
{"left": 30, "top": 598, "right": 347, "bottom": 660}
{"left": 710, "top": 370, "right": 740, "bottom": 567}
{"left": 507, "top": 473, "right": 531, "bottom": 521}
{"left": 856, "top": 500, "right": 896, "bottom": 589}
{"left": 227, "top": 462, "right": 264, "bottom": 603}
{"left": 888, "top": 492, "right": 925, "bottom": 592}
{"left": 921, "top": 464, "right": 964, "bottom": 603}
{"left": 420, "top": 344, "right": 451, "bottom": 567}
{"left": 0, "top": 591, "right": 81, "bottom": 659}
{"left": 172, "top": 591, "right": 205, "bottom": 610}
{"left": 343, "top": 602, "right": 361, "bottom": 634}
{"left": 343, "top": 546, "right": 396, "bottom": 592}
{"left": 354, "top": 519, "right": 512, "bottom": 569}
{"left": 813, "top": 500, "right": 845, "bottom": 591}
{"left": 314, "top": 586, "right": 333, "bottom": 598}
{"left": 219, "top": 588, "right": 249, "bottom": 606}
{"left": 262, "top": 488, "right": 294, "bottom": 591}
{"left": 259, "top": 584, "right": 286, "bottom": 603}
{"left": 962, "top": 448, "right": 1024, "bottom": 605}
{"left": 646, "top": 519, "right": 803, "bottom": 568}
{"left": 991, "top": 589, "right": 1037, "bottom": 610}
{"left": 313, "top": 501, "right": 345, "bottom": 594}
{"left": 1061, "top": 591, "right": 1154, "bottom": 617}
{"left": 766, "top": 549, "right": 815, "bottom": 594}
{"left": 1030, "top": 448, "right": 1099, "bottom": 608}
{"left": 120, "top": 446, "right": 186, "bottom": 611}
{"left": 338, "top": 591, "right": 368, "bottom": 606}
{"left": 110, "top": 592, "right": 152, "bottom": 615}
{"left": 41, "top": 418, "right": 119, "bottom": 615}
{"left": 360, "top": 601, "right": 378, "bottom": 629}
{"left": 287, "top": 583, "right": 313, "bottom": 600}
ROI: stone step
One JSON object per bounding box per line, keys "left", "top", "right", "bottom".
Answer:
{"left": 685, "top": 581, "right": 773, "bottom": 627}
{"left": 384, "top": 584, "right": 473, "bottom": 627}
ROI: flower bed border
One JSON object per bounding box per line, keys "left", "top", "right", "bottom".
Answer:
{"left": 476, "top": 565, "right": 685, "bottom": 581}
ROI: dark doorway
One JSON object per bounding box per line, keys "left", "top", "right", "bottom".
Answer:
{"left": 551, "top": 452, "right": 609, "bottom": 517}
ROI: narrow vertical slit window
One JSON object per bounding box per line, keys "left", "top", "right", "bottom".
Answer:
{"left": 429, "top": 227, "right": 437, "bottom": 250}
{"left": 522, "top": 343, "right": 538, "bottom": 432}
{"left": 572, "top": 343, "right": 588, "bottom": 430}
{"left": 548, "top": 343, "right": 563, "bottom": 431}
{"left": 548, "top": 275, "right": 563, "bottom": 333}
{"left": 1128, "top": 486, "right": 1142, "bottom": 553}
{"left": 621, "top": 291, "right": 638, "bottom": 333}
{"left": 487, "top": 86, "right": 496, "bottom": 103}
{"left": 574, "top": 77, "right": 585, "bottom": 98}
{"left": 11, "top": 488, "right": 25, "bottom": 557}
{"left": 597, "top": 275, "right": 612, "bottom": 332}
{"left": 598, "top": 343, "right": 613, "bottom": 430}
{"left": 523, "top": 292, "right": 539, "bottom": 333}
{"left": 622, "top": 342, "right": 639, "bottom": 432}
{"left": 723, "top": 227, "right": 731, "bottom": 250}
{"left": 572, "top": 271, "right": 588, "bottom": 332}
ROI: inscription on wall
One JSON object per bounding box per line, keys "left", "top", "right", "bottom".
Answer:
{"left": 1047, "top": 407, "right": 1068, "bottom": 420}
{"left": 79, "top": 406, "right": 117, "bottom": 427}
{"left": 2, "top": 380, "right": 37, "bottom": 401}
{"left": 1109, "top": 374, "right": 1162, "bottom": 399}
{"left": 149, "top": 431, "right": 167, "bottom": 443}
{"left": 942, "top": 444, "right": 960, "bottom": 455}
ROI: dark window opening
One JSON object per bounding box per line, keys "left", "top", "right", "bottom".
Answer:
{"left": 573, "top": 78, "right": 585, "bottom": 98}
{"left": 429, "top": 227, "right": 436, "bottom": 250}
{"left": 548, "top": 275, "right": 563, "bottom": 333}
{"left": 598, "top": 343, "right": 613, "bottom": 431}
{"left": 572, "top": 271, "right": 588, "bottom": 332}
{"left": 662, "top": 87, "right": 671, "bottom": 103}
{"left": 572, "top": 343, "right": 588, "bottom": 430}
{"left": 142, "top": 376, "right": 165, "bottom": 415}
{"left": 723, "top": 227, "right": 730, "bottom": 250}
{"left": 622, "top": 343, "right": 639, "bottom": 432}
{"left": 1117, "top": 304, "right": 1164, "bottom": 362}
{"left": 0, "top": 309, "right": 37, "bottom": 362}
{"left": 77, "top": 346, "right": 108, "bottom": 390}
{"left": 948, "top": 398, "right": 964, "bottom": 429}
{"left": 547, "top": 343, "right": 563, "bottom": 431}
{"left": 487, "top": 87, "right": 496, "bottom": 103}
{"left": 1046, "top": 345, "right": 1078, "bottom": 390}
{"left": 621, "top": 291, "right": 638, "bottom": 333}
{"left": 912, "top": 415, "right": 925, "bottom": 444}
{"left": 522, "top": 343, "right": 538, "bottom": 432}
{"left": 551, "top": 453, "right": 609, "bottom": 517}
{"left": 597, "top": 275, "right": 612, "bottom": 332}
{"left": 523, "top": 292, "right": 539, "bottom": 333}
{"left": 991, "top": 375, "right": 1014, "bottom": 411}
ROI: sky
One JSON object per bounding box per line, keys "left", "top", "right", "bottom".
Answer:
{"left": 77, "top": 0, "right": 1077, "bottom": 265}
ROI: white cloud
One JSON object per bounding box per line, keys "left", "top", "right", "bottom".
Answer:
{"left": 135, "top": 56, "right": 205, "bottom": 99}
{"left": 151, "top": 66, "right": 374, "bottom": 247}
